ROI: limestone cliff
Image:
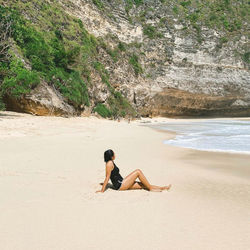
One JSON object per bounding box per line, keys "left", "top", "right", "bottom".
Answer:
{"left": 1, "top": 0, "right": 249, "bottom": 117}
{"left": 59, "top": 0, "right": 250, "bottom": 117}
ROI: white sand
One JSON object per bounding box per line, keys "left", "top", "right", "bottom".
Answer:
{"left": 0, "top": 111, "right": 250, "bottom": 250}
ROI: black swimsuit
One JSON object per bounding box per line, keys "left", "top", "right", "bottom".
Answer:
{"left": 110, "top": 161, "right": 123, "bottom": 190}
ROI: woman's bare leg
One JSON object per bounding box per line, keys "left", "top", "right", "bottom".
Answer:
{"left": 128, "top": 183, "right": 171, "bottom": 191}
{"left": 119, "top": 169, "right": 170, "bottom": 191}
{"left": 128, "top": 181, "right": 146, "bottom": 190}
{"left": 119, "top": 169, "right": 152, "bottom": 191}
{"left": 151, "top": 184, "right": 172, "bottom": 191}
{"left": 127, "top": 182, "right": 171, "bottom": 191}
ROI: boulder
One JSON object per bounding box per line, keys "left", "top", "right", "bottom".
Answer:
{"left": 3, "top": 81, "right": 76, "bottom": 117}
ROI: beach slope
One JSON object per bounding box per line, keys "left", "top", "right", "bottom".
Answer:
{"left": 0, "top": 112, "right": 249, "bottom": 250}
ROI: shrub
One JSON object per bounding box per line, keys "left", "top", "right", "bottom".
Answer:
{"left": 242, "top": 52, "right": 250, "bottom": 64}
{"left": 50, "top": 69, "right": 89, "bottom": 107}
{"left": 180, "top": 1, "right": 191, "bottom": 8}
{"left": 0, "top": 90, "right": 5, "bottom": 110}
{"left": 107, "top": 92, "right": 136, "bottom": 118}
{"left": 173, "top": 6, "right": 178, "bottom": 14}
{"left": 134, "top": 0, "right": 144, "bottom": 7}
{"left": 143, "top": 25, "right": 162, "bottom": 39}
{"left": 92, "top": 0, "right": 104, "bottom": 10}
{"left": 118, "top": 42, "right": 126, "bottom": 52}
{"left": 12, "top": 21, "right": 54, "bottom": 73}
{"left": 107, "top": 48, "right": 119, "bottom": 62}
{"left": 220, "top": 37, "right": 228, "bottom": 44}
{"left": 125, "top": 0, "right": 133, "bottom": 14}
{"left": 143, "top": 25, "right": 156, "bottom": 38}
{"left": 188, "top": 13, "right": 199, "bottom": 23}
{"left": 129, "top": 54, "right": 143, "bottom": 76}
{"left": 0, "top": 100, "right": 5, "bottom": 110}
{"left": 93, "top": 103, "right": 112, "bottom": 118}
{"left": 1, "top": 58, "right": 40, "bottom": 97}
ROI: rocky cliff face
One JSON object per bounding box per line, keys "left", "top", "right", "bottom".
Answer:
{"left": 1, "top": 0, "right": 250, "bottom": 117}
{"left": 59, "top": 0, "right": 250, "bottom": 117}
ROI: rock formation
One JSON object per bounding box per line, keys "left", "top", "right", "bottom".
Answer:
{"left": 1, "top": 0, "right": 249, "bottom": 117}
{"left": 4, "top": 81, "right": 76, "bottom": 116}
{"left": 58, "top": 0, "right": 250, "bottom": 117}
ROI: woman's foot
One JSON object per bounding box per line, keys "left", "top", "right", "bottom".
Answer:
{"left": 149, "top": 187, "right": 162, "bottom": 192}
{"left": 161, "top": 184, "right": 171, "bottom": 191}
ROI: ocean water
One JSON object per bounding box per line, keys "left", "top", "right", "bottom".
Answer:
{"left": 149, "top": 120, "right": 250, "bottom": 154}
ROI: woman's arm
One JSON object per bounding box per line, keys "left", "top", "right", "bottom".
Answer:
{"left": 96, "top": 161, "right": 113, "bottom": 193}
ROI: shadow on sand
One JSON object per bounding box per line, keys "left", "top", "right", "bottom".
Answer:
{"left": 99, "top": 182, "right": 116, "bottom": 190}
{"left": 0, "top": 111, "right": 24, "bottom": 118}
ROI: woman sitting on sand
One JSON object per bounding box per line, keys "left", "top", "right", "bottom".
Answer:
{"left": 96, "top": 149, "right": 172, "bottom": 193}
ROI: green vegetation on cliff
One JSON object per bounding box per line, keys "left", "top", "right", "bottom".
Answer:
{"left": 129, "top": 54, "right": 143, "bottom": 76}
{"left": 170, "top": 0, "right": 249, "bottom": 44}
{"left": 1, "top": 57, "right": 40, "bottom": 97}
{"left": 92, "top": 61, "right": 136, "bottom": 118}
{"left": 0, "top": 4, "right": 92, "bottom": 109}
{"left": 0, "top": 1, "right": 136, "bottom": 117}
{"left": 122, "top": 0, "right": 249, "bottom": 45}
{"left": 93, "top": 103, "right": 112, "bottom": 118}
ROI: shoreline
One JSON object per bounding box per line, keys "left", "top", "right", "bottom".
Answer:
{"left": 0, "top": 111, "right": 250, "bottom": 250}
{"left": 136, "top": 116, "right": 250, "bottom": 156}
{"left": 155, "top": 127, "right": 250, "bottom": 156}
{"left": 1, "top": 111, "right": 249, "bottom": 155}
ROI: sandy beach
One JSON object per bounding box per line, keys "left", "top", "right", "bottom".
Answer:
{"left": 0, "top": 111, "right": 249, "bottom": 250}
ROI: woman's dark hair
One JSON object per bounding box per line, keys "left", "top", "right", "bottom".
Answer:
{"left": 104, "top": 149, "right": 114, "bottom": 162}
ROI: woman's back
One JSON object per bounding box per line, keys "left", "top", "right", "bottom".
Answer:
{"left": 110, "top": 161, "right": 123, "bottom": 190}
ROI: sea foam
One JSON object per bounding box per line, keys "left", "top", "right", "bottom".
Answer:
{"left": 150, "top": 120, "right": 250, "bottom": 154}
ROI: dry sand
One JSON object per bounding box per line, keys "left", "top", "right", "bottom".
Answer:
{"left": 0, "top": 111, "right": 249, "bottom": 250}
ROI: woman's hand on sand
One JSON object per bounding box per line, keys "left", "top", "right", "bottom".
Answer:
{"left": 95, "top": 190, "right": 104, "bottom": 193}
